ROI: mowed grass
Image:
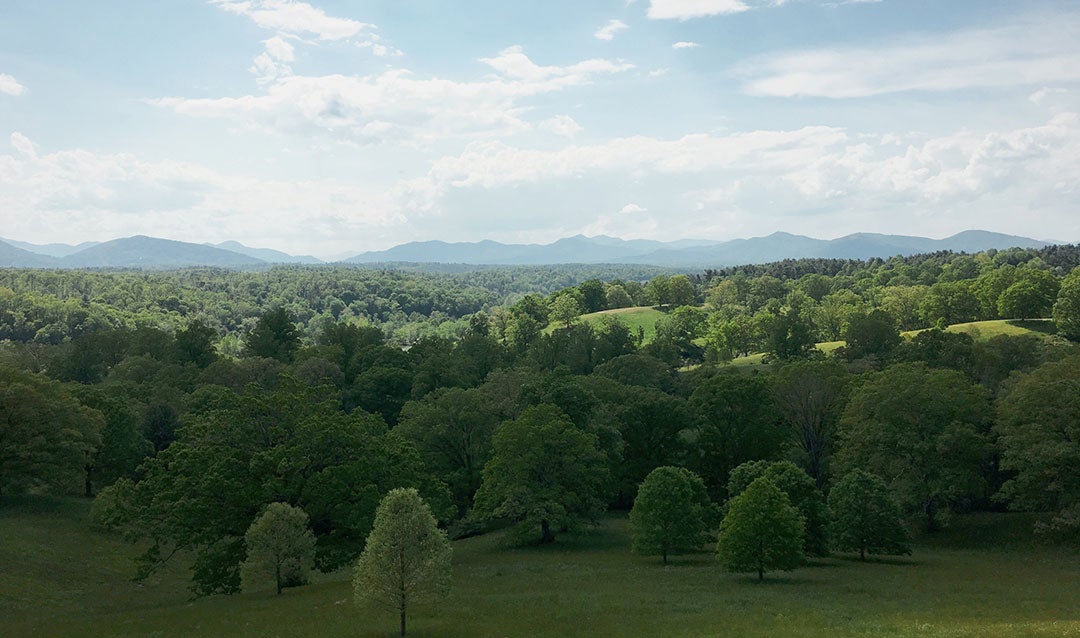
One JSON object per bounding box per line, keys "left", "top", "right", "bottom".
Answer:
{"left": 902, "top": 318, "right": 1056, "bottom": 340}
{"left": 732, "top": 320, "right": 1058, "bottom": 369}
{"left": 546, "top": 306, "right": 668, "bottom": 344}
{"left": 4, "top": 496, "right": 1080, "bottom": 637}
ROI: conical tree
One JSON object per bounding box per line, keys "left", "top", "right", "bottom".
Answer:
{"left": 829, "top": 470, "right": 911, "bottom": 560}
{"left": 630, "top": 466, "right": 714, "bottom": 564}
{"left": 354, "top": 488, "right": 451, "bottom": 637}
{"left": 716, "top": 477, "right": 805, "bottom": 581}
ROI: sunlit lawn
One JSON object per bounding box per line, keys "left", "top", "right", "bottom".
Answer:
{"left": 4, "top": 496, "right": 1080, "bottom": 637}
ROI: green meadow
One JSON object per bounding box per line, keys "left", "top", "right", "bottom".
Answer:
{"left": 4, "top": 495, "right": 1079, "bottom": 637}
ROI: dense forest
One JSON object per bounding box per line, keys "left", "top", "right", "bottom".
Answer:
{"left": 2, "top": 243, "right": 1080, "bottom": 599}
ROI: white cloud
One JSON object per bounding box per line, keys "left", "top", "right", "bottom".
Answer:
{"left": 738, "top": 18, "right": 1080, "bottom": 98}
{"left": 0, "top": 73, "right": 26, "bottom": 96}
{"left": 648, "top": 0, "right": 749, "bottom": 20}
{"left": 648, "top": 68, "right": 670, "bottom": 77}
{"left": 594, "top": 19, "right": 629, "bottom": 41}
{"left": 540, "top": 115, "right": 584, "bottom": 138}
{"left": 620, "top": 203, "right": 647, "bottom": 214}
{"left": 672, "top": 41, "right": 701, "bottom": 49}
{"left": 358, "top": 40, "right": 404, "bottom": 58}
{"left": 263, "top": 35, "right": 295, "bottom": 62}
{"left": 209, "top": 0, "right": 370, "bottom": 40}
{"left": 1030, "top": 87, "right": 1068, "bottom": 104}
{"left": 393, "top": 113, "right": 1080, "bottom": 242}
{"left": 152, "top": 46, "right": 633, "bottom": 144}
{"left": 10, "top": 133, "right": 36, "bottom": 158}
{"left": 0, "top": 134, "right": 401, "bottom": 256}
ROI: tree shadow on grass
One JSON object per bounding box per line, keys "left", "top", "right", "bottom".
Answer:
{"left": 1008, "top": 319, "right": 1057, "bottom": 335}
{"left": 834, "top": 554, "right": 922, "bottom": 567}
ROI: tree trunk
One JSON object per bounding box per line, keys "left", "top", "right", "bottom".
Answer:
{"left": 662, "top": 549, "right": 668, "bottom": 565}
{"left": 860, "top": 547, "right": 866, "bottom": 561}
{"left": 84, "top": 464, "right": 93, "bottom": 498}
{"left": 540, "top": 519, "right": 555, "bottom": 544}
{"left": 758, "top": 564, "right": 763, "bottom": 581}
{"left": 400, "top": 608, "right": 406, "bottom": 637}
{"left": 276, "top": 562, "right": 282, "bottom": 595}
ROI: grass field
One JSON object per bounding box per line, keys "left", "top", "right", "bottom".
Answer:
{"left": 546, "top": 306, "right": 669, "bottom": 344}
{"left": 902, "top": 318, "right": 1056, "bottom": 340}
{"left": 4, "top": 495, "right": 1080, "bottom": 637}
{"left": 729, "top": 320, "right": 1058, "bottom": 369}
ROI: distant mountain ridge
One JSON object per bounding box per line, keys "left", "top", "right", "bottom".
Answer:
{"left": 346, "top": 230, "right": 1053, "bottom": 268}
{"left": 0, "top": 230, "right": 1060, "bottom": 270}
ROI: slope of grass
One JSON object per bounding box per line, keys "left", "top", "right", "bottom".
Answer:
{"left": 902, "top": 318, "right": 1056, "bottom": 340}
{"left": 545, "top": 306, "right": 668, "bottom": 344}
{"left": 4, "top": 496, "right": 1080, "bottom": 637}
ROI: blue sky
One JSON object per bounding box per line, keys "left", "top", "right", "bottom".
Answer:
{"left": 1, "top": 0, "right": 1077, "bottom": 258}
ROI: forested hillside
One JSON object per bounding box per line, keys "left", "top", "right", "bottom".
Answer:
{"left": 2, "top": 242, "right": 1080, "bottom": 607}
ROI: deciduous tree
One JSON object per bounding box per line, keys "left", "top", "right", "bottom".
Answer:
{"left": 630, "top": 466, "right": 714, "bottom": 564}
{"left": 354, "top": 488, "right": 451, "bottom": 637}
{"left": 716, "top": 477, "right": 804, "bottom": 581}
{"left": 829, "top": 470, "right": 910, "bottom": 560}
{"left": 241, "top": 502, "right": 316, "bottom": 594}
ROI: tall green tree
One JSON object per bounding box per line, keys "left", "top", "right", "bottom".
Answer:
{"left": 772, "top": 360, "right": 849, "bottom": 486}
{"left": 0, "top": 365, "right": 102, "bottom": 497}
{"left": 834, "top": 363, "right": 991, "bottom": 530}
{"left": 244, "top": 308, "right": 301, "bottom": 362}
{"left": 728, "top": 461, "right": 830, "bottom": 557}
{"left": 241, "top": 502, "right": 317, "bottom": 594}
{"left": 995, "top": 355, "right": 1080, "bottom": 537}
{"left": 473, "top": 404, "right": 608, "bottom": 544}
{"left": 354, "top": 488, "right": 451, "bottom": 637}
{"left": 630, "top": 466, "right": 715, "bottom": 564}
{"left": 997, "top": 269, "right": 1059, "bottom": 320}
{"left": 1053, "top": 267, "right": 1080, "bottom": 341}
{"left": 829, "top": 470, "right": 910, "bottom": 560}
{"left": 690, "top": 373, "right": 785, "bottom": 501}
{"left": 716, "top": 477, "right": 805, "bottom": 581}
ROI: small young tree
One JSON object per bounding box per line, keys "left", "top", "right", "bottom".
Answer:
{"left": 829, "top": 470, "right": 910, "bottom": 560}
{"left": 629, "top": 466, "right": 715, "bottom": 564}
{"left": 716, "top": 477, "right": 805, "bottom": 581}
{"left": 354, "top": 488, "right": 452, "bottom": 637}
{"left": 241, "top": 502, "right": 316, "bottom": 594}
{"left": 728, "top": 460, "right": 830, "bottom": 557}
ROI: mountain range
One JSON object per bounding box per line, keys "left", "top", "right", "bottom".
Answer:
{"left": 0, "top": 230, "right": 1060, "bottom": 270}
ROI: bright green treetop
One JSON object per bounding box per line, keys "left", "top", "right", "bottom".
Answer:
{"left": 241, "top": 502, "right": 316, "bottom": 594}
{"left": 629, "top": 466, "right": 715, "bottom": 564}
{"left": 354, "top": 488, "right": 451, "bottom": 637}
{"left": 716, "top": 477, "right": 805, "bottom": 581}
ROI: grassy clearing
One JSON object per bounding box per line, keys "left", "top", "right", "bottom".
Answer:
{"left": 901, "top": 318, "right": 1056, "bottom": 340}
{"left": 546, "top": 306, "right": 668, "bottom": 344}
{"left": 4, "top": 496, "right": 1080, "bottom": 637}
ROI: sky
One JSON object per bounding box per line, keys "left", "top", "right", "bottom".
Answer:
{"left": 0, "top": 0, "right": 1078, "bottom": 259}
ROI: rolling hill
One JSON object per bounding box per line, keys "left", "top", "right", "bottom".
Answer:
{"left": 58, "top": 236, "right": 267, "bottom": 268}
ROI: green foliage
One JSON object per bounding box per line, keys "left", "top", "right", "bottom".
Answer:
{"left": 353, "top": 488, "right": 451, "bottom": 637}
{"left": 997, "top": 269, "right": 1059, "bottom": 320}
{"left": 716, "top": 477, "right": 805, "bottom": 581}
{"left": 629, "top": 466, "right": 714, "bottom": 564}
{"left": 1053, "top": 267, "right": 1080, "bottom": 341}
{"left": 828, "top": 470, "right": 910, "bottom": 560}
{"left": 474, "top": 404, "right": 608, "bottom": 544}
{"left": 841, "top": 308, "right": 901, "bottom": 360}
{"left": 689, "top": 373, "right": 785, "bottom": 501}
{"left": 0, "top": 365, "right": 103, "bottom": 497}
{"left": 995, "top": 354, "right": 1080, "bottom": 538}
{"left": 835, "top": 363, "right": 992, "bottom": 530}
{"left": 241, "top": 502, "right": 316, "bottom": 594}
{"left": 772, "top": 360, "right": 849, "bottom": 485}
{"left": 549, "top": 293, "right": 583, "bottom": 329}
{"left": 728, "top": 461, "right": 830, "bottom": 557}
{"left": 244, "top": 308, "right": 301, "bottom": 362}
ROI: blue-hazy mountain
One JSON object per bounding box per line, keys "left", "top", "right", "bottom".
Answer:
{"left": 58, "top": 236, "right": 266, "bottom": 268}
{"left": 211, "top": 241, "right": 323, "bottom": 264}
{"left": 346, "top": 231, "right": 1052, "bottom": 267}
{"left": 0, "top": 237, "right": 101, "bottom": 258}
